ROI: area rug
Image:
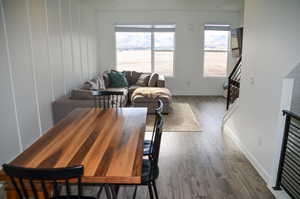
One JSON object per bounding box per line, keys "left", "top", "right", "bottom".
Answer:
{"left": 146, "top": 103, "right": 202, "bottom": 132}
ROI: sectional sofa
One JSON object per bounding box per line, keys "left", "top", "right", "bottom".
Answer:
{"left": 52, "top": 70, "right": 167, "bottom": 124}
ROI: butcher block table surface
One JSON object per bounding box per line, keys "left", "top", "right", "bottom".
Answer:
{"left": 0, "top": 108, "right": 147, "bottom": 184}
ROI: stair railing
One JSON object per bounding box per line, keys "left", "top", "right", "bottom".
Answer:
{"left": 226, "top": 57, "right": 242, "bottom": 110}
{"left": 273, "top": 110, "right": 300, "bottom": 198}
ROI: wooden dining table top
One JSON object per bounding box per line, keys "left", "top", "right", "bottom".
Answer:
{"left": 0, "top": 108, "right": 147, "bottom": 184}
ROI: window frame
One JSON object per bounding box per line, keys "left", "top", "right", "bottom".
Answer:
{"left": 115, "top": 24, "right": 176, "bottom": 77}
{"left": 203, "top": 24, "right": 231, "bottom": 78}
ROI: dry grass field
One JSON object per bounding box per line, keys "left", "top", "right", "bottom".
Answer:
{"left": 117, "top": 50, "right": 227, "bottom": 77}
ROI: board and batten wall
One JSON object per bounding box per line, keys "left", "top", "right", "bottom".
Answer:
{"left": 0, "top": 0, "right": 98, "bottom": 165}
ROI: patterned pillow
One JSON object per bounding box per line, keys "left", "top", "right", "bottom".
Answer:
{"left": 82, "top": 78, "right": 99, "bottom": 90}
{"left": 148, "top": 73, "right": 159, "bottom": 87}
{"left": 136, "top": 74, "right": 150, "bottom": 87}
{"left": 96, "top": 75, "right": 106, "bottom": 90}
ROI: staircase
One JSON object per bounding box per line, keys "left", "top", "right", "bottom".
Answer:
{"left": 226, "top": 57, "right": 242, "bottom": 110}
{"left": 222, "top": 57, "right": 242, "bottom": 129}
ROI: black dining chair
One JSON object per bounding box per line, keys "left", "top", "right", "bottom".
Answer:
{"left": 92, "top": 90, "right": 125, "bottom": 108}
{"left": 2, "top": 164, "right": 105, "bottom": 199}
{"left": 133, "top": 111, "right": 164, "bottom": 199}
{"left": 144, "top": 99, "right": 164, "bottom": 157}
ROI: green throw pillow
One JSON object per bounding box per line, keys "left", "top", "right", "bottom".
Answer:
{"left": 108, "top": 70, "right": 129, "bottom": 88}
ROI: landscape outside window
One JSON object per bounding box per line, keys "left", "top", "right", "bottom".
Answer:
{"left": 116, "top": 25, "right": 175, "bottom": 76}
{"left": 204, "top": 25, "right": 230, "bottom": 77}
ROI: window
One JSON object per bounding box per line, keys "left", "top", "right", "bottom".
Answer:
{"left": 116, "top": 25, "right": 175, "bottom": 76}
{"left": 203, "top": 24, "right": 230, "bottom": 77}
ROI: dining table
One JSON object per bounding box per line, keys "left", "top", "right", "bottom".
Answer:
{"left": 0, "top": 107, "right": 148, "bottom": 199}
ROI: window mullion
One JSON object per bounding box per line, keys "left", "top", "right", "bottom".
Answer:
{"left": 151, "top": 32, "right": 155, "bottom": 73}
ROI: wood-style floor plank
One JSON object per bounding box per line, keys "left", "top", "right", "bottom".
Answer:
{"left": 97, "top": 96, "right": 275, "bottom": 199}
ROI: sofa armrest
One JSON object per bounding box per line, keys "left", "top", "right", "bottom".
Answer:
{"left": 70, "top": 89, "right": 94, "bottom": 100}
{"left": 157, "top": 75, "right": 165, "bottom": 87}
{"left": 52, "top": 96, "right": 94, "bottom": 124}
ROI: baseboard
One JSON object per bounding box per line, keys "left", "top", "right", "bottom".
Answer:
{"left": 223, "top": 125, "right": 271, "bottom": 183}
{"left": 267, "top": 185, "right": 291, "bottom": 199}
{"left": 171, "top": 90, "right": 223, "bottom": 96}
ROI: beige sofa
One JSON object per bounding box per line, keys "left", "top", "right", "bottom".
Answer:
{"left": 52, "top": 70, "right": 166, "bottom": 124}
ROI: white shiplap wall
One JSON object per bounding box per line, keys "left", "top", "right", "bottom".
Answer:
{"left": 0, "top": 0, "right": 98, "bottom": 164}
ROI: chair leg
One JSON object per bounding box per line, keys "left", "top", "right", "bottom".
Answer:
{"left": 152, "top": 181, "right": 159, "bottom": 199}
{"left": 147, "top": 183, "right": 154, "bottom": 199}
{"left": 104, "top": 184, "right": 112, "bottom": 199}
{"left": 132, "top": 185, "right": 138, "bottom": 199}
{"left": 109, "top": 185, "right": 118, "bottom": 199}
{"left": 96, "top": 185, "right": 104, "bottom": 199}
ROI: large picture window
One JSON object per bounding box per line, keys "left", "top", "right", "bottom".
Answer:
{"left": 116, "top": 25, "right": 175, "bottom": 76}
{"left": 203, "top": 24, "right": 230, "bottom": 77}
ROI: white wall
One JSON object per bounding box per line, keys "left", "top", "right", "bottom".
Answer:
{"left": 288, "top": 64, "right": 300, "bottom": 115}
{"left": 0, "top": 0, "right": 98, "bottom": 165}
{"left": 97, "top": 10, "right": 241, "bottom": 95}
{"left": 89, "top": 0, "right": 243, "bottom": 96}
{"left": 224, "top": 0, "right": 300, "bottom": 187}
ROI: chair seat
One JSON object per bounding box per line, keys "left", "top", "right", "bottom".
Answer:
{"left": 141, "top": 159, "right": 159, "bottom": 183}
{"left": 144, "top": 140, "right": 152, "bottom": 155}
{"left": 51, "top": 196, "right": 96, "bottom": 199}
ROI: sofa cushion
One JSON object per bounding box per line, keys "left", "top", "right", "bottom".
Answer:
{"left": 136, "top": 74, "right": 150, "bottom": 86}
{"left": 102, "top": 71, "right": 110, "bottom": 88}
{"left": 148, "top": 73, "right": 159, "bottom": 87}
{"left": 108, "top": 70, "right": 129, "bottom": 88}
{"left": 123, "top": 71, "right": 132, "bottom": 85}
{"left": 131, "top": 71, "right": 141, "bottom": 85}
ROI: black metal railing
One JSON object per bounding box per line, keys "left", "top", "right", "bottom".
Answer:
{"left": 226, "top": 57, "right": 242, "bottom": 110}
{"left": 273, "top": 110, "right": 300, "bottom": 199}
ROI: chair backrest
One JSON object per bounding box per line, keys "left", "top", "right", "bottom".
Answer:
{"left": 92, "top": 90, "right": 125, "bottom": 108}
{"left": 155, "top": 99, "right": 163, "bottom": 114}
{"left": 150, "top": 112, "right": 164, "bottom": 168}
{"left": 2, "top": 164, "right": 84, "bottom": 199}
{"left": 149, "top": 99, "right": 164, "bottom": 154}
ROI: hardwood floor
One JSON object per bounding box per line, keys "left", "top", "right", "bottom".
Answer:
{"left": 97, "top": 96, "right": 275, "bottom": 199}
{"left": 0, "top": 96, "right": 275, "bottom": 199}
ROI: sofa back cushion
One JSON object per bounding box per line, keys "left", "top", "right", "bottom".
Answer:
{"left": 131, "top": 71, "right": 141, "bottom": 85}
{"left": 102, "top": 71, "right": 110, "bottom": 88}
{"left": 108, "top": 70, "right": 129, "bottom": 88}
{"left": 123, "top": 71, "right": 132, "bottom": 85}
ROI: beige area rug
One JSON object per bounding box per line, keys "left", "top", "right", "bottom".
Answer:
{"left": 146, "top": 103, "right": 202, "bottom": 132}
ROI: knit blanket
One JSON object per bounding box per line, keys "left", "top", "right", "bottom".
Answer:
{"left": 131, "top": 87, "right": 171, "bottom": 100}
